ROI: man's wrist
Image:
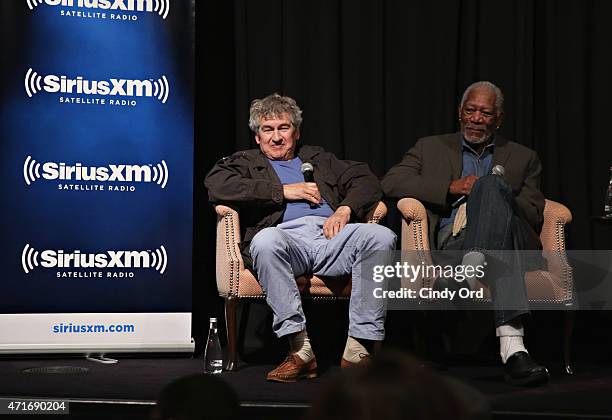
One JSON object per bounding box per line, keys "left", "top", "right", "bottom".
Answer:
{"left": 336, "top": 206, "right": 352, "bottom": 217}
{"left": 278, "top": 185, "right": 288, "bottom": 204}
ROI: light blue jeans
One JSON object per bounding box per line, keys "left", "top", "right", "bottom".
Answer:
{"left": 250, "top": 216, "right": 397, "bottom": 340}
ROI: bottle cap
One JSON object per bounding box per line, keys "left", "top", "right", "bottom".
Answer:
{"left": 210, "top": 317, "right": 217, "bottom": 322}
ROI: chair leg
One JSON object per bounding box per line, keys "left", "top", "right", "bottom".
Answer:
{"left": 563, "top": 310, "right": 575, "bottom": 375}
{"left": 224, "top": 296, "right": 240, "bottom": 371}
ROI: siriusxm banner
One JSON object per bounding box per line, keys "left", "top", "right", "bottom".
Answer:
{"left": 0, "top": 1, "right": 194, "bottom": 352}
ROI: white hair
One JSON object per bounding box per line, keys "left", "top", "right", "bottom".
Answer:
{"left": 248, "top": 93, "right": 303, "bottom": 133}
{"left": 460, "top": 81, "right": 504, "bottom": 113}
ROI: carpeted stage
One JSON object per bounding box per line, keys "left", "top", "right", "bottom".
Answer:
{"left": 1, "top": 356, "right": 612, "bottom": 419}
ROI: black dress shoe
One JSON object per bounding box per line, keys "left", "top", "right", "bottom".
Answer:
{"left": 504, "top": 351, "right": 549, "bottom": 386}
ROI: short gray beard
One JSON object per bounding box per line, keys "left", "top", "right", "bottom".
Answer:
{"left": 462, "top": 130, "right": 492, "bottom": 145}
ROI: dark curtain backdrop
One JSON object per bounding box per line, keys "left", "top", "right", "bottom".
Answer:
{"left": 197, "top": 0, "right": 612, "bottom": 251}
{"left": 196, "top": 0, "right": 612, "bottom": 354}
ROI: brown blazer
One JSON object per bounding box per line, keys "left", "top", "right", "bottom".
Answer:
{"left": 382, "top": 133, "right": 545, "bottom": 248}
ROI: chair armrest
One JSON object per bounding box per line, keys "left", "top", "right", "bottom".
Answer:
{"left": 541, "top": 199, "right": 572, "bottom": 251}
{"left": 539, "top": 199, "right": 573, "bottom": 299}
{"left": 397, "top": 198, "right": 431, "bottom": 251}
{"left": 215, "top": 205, "right": 244, "bottom": 297}
{"left": 215, "top": 205, "right": 236, "bottom": 217}
{"left": 366, "top": 201, "right": 388, "bottom": 224}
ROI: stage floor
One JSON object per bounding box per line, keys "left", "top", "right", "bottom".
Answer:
{"left": 1, "top": 357, "right": 612, "bottom": 419}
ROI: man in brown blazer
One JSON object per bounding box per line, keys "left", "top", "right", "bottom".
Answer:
{"left": 382, "top": 81, "right": 548, "bottom": 386}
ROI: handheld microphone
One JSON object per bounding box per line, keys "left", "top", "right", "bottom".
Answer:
{"left": 300, "top": 162, "right": 317, "bottom": 208}
{"left": 451, "top": 194, "right": 467, "bottom": 208}
{"left": 491, "top": 164, "right": 505, "bottom": 177}
{"left": 301, "top": 162, "right": 314, "bottom": 182}
{"left": 451, "top": 165, "right": 505, "bottom": 208}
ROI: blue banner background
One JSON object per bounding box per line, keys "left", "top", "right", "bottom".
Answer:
{"left": 0, "top": 2, "right": 193, "bottom": 313}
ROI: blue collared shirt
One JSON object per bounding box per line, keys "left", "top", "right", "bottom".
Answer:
{"left": 439, "top": 137, "right": 495, "bottom": 228}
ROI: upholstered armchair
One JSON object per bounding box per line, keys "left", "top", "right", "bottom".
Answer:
{"left": 215, "top": 202, "right": 388, "bottom": 371}
{"left": 397, "top": 198, "right": 574, "bottom": 373}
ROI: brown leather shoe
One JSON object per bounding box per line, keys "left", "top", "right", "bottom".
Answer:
{"left": 340, "top": 353, "right": 371, "bottom": 368}
{"left": 266, "top": 354, "right": 318, "bottom": 382}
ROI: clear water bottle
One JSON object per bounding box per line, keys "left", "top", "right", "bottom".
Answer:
{"left": 204, "top": 317, "right": 223, "bottom": 374}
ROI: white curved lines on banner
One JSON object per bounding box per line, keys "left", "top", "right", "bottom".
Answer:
{"left": 152, "top": 160, "right": 169, "bottom": 189}
{"left": 153, "top": 76, "right": 170, "bottom": 104}
{"left": 151, "top": 246, "right": 168, "bottom": 274}
{"left": 162, "top": 76, "right": 170, "bottom": 103}
{"left": 160, "top": 246, "right": 167, "bottom": 274}
{"left": 21, "top": 244, "right": 40, "bottom": 274}
{"left": 23, "top": 156, "right": 42, "bottom": 186}
{"left": 24, "top": 68, "right": 43, "bottom": 98}
{"left": 24, "top": 68, "right": 34, "bottom": 97}
{"left": 161, "top": 160, "right": 169, "bottom": 188}
{"left": 26, "top": 0, "right": 43, "bottom": 10}
{"left": 154, "top": 0, "right": 170, "bottom": 19}
{"left": 151, "top": 160, "right": 169, "bottom": 189}
{"left": 151, "top": 249, "right": 157, "bottom": 268}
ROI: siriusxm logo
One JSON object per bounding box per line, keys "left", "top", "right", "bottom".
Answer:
{"left": 23, "top": 156, "right": 169, "bottom": 189}
{"left": 25, "top": 68, "right": 170, "bottom": 104}
{"left": 26, "top": 0, "right": 170, "bottom": 19}
{"left": 22, "top": 244, "right": 168, "bottom": 274}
